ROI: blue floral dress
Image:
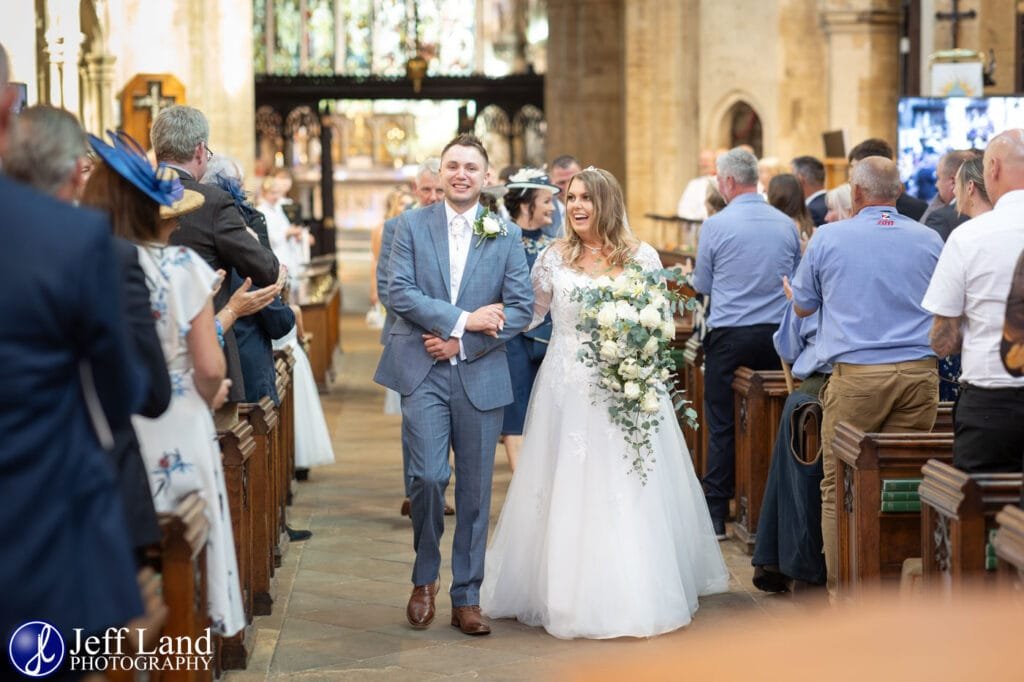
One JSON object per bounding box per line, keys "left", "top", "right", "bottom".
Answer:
{"left": 132, "top": 244, "right": 245, "bottom": 636}
{"left": 503, "top": 228, "right": 555, "bottom": 435}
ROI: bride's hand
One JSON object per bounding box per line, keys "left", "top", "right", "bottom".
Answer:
{"left": 467, "top": 303, "right": 505, "bottom": 337}
{"left": 423, "top": 334, "right": 460, "bottom": 360}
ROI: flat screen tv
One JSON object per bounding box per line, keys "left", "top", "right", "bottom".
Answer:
{"left": 897, "top": 96, "right": 1024, "bottom": 201}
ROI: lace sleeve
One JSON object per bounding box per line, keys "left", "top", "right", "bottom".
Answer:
{"left": 633, "top": 242, "right": 663, "bottom": 272}
{"left": 528, "top": 245, "right": 559, "bottom": 329}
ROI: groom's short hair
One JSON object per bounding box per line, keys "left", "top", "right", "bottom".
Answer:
{"left": 442, "top": 133, "right": 489, "bottom": 167}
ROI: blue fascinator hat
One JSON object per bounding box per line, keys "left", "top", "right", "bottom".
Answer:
{"left": 88, "top": 130, "right": 204, "bottom": 218}
{"left": 505, "top": 167, "right": 560, "bottom": 195}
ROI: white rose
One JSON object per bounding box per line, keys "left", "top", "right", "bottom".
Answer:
{"left": 642, "top": 336, "right": 660, "bottom": 357}
{"left": 482, "top": 216, "right": 502, "bottom": 235}
{"left": 661, "top": 319, "right": 676, "bottom": 339}
{"left": 660, "top": 368, "right": 671, "bottom": 381}
{"left": 623, "top": 381, "right": 641, "bottom": 400}
{"left": 612, "top": 275, "right": 632, "bottom": 294}
{"left": 594, "top": 275, "right": 614, "bottom": 289}
{"left": 609, "top": 379, "right": 622, "bottom": 392}
{"left": 650, "top": 292, "right": 667, "bottom": 309}
{"left": 639, "top": 304, "right": 662, "bottom": 330}
{"left": 596, "top": 302, "right": 618, "bottom": 327}
{"left": 618, "top": 359, "right": 640, "bottom": 379}
{"left": 641, "top": 392, "right": 660, "bottom": 413}
{"left": 599, "top": 340, "right": 620, "bottom": 361}
{"left": 615, "top": 300, "right": 639, "bottom": 324}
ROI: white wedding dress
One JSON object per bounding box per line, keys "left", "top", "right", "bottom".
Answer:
{"left": 480, "top": 243, "right": 729, "bottom": 639}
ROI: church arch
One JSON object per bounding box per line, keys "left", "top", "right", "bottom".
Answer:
{"left": 708, "top": 93, "right": 766, "bottom": 159}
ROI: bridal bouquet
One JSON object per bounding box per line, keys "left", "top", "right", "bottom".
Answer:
{"left": 571, "top": 264, "right": 698, "bottom": 483}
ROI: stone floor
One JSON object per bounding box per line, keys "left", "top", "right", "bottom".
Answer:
{"left": 224, "top": 315, "right": 804, "bottom": 681}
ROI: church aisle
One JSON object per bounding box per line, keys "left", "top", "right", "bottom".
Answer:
{"left": 225, "top": 315, "right": 799, "bottom": 681}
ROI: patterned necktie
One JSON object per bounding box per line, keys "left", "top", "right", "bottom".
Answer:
{"left": 450, "top": 215, "right": 469, "bottom": 298}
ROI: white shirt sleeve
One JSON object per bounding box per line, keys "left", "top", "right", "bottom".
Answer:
{"left": 921, "top": 236, "right": 966, "bottom": 318}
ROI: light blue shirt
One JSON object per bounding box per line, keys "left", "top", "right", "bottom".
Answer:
{"left": 790, "top": 205, "right": 943, "bottom": 365}
{"left": 773, "top": 305, "right": 831, "bottom": 380}
{"left": 692, "top": 193, "right": 802, "bottom": 329}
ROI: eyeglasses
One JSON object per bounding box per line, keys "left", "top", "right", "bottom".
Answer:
{"left": 204, "top": 142, "right": 214, "bottom": 161}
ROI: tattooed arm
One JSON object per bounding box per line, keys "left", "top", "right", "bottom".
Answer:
{"left": 929, "top": 315, "right": 963, "bottom": 358}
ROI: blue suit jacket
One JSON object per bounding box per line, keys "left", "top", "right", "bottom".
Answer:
{"left": 376, "top": 214, "right": 401, "bottom": 343}
{"left": 0, "top": 177, "right": 143, "bottom": 639}
{"left": 373, "top": 201, "right": 534, "bottom": 411}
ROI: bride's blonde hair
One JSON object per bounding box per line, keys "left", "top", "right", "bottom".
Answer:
{"left": 562, "top": 168, "right": 638, "bottom": 269}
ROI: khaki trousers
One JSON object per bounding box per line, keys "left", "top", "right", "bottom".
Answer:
{"left": 820, "top": 358, "right": 939, "bottom": 595}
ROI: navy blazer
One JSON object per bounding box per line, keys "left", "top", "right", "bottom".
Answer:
{"left": 232, "top": 269, "right": 295, "bottom": 404}
{"left": 169, "top": 169, "right": 279, "bottom": 402}
{"left": 0, "top": 177, "right": 143, "bottom": 639}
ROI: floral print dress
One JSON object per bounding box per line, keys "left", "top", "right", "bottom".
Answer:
{"left": 132, "top": 244, "right": 245, "bottom": 636}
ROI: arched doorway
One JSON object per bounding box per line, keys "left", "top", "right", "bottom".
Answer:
{"left": 721, "top": 101, "right": 763, "bottom": 158}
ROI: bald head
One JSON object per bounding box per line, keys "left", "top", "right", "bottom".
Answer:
{"left": 849, "top": 156, "right": 903, "bottom": 214}
{"left": 983, "top": 129, "right": 1024, "bottom": 206}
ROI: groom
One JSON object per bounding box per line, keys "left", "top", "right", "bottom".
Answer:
{"left": 375, "top": 133, "right": 533, "bottom": 635}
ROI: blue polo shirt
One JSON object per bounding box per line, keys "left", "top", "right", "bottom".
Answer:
{"left": 774, "top": 305, "right": 831, "bottom": 380}
{"left": 790, "top": 205, "right": 943, "bottom": 365}
{"left": 692, "top": 192, "right": 801, "bottom": 329}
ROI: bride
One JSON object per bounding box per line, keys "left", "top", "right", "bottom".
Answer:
{"left": 480, "top": 168, "right": 729, "bottom": 639}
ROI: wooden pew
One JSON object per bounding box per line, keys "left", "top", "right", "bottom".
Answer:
{"left": 274, "top": 348, "right": 296, "bottom": 557}
{"left": 919, "top": 460, "right": 1023, "bottom": 589}
{"left": 215, "top": 408, "right": 256, "bottom": 670}
{"left": 933, "top": 402, "right": 953, "bottom": 433}
{"left": 299, "top": 277, "right": 340, "bottom": 391}
{"left": 993, "top": 504, "right": 1024, "bottom": 588}
{"left": 833, "top": 424, "right": 954, "bottom": 597}
{"left": 157, "top": 492, "right": 212, "bottom": 682}
{"left": 239, "top": 397, "right": 279, "bottom": 616}
{"left": 682, "top": 335, "right": 706, "bottom": 476}
{"left": 732, "top": 368, "right": 795, "bottom": 553}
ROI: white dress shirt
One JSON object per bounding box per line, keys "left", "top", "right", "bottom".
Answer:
{"left": 444, "top": 201, "right": 478, "bottom": 363}
{"left": 922, "top": 190, "right": 1024, "bottom": 387}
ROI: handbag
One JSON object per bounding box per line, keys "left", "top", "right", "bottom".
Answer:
{"left": 522, "top": 318, "right": 552, "bottom": 362}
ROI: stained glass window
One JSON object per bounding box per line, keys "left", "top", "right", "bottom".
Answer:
{"left": 307, "top": 0, "right": 336, "bottom": 75}
{"left": 272, "top": 0, "right": 301, "bottom": 75}
{"left": 343, "top": 0, "right": 372, "bottom": 75}
{"left": 255, "top": 0, "right": 543, "bottom": 77}
{"left": 253, "top": 0, "right": 267, "bottom": 74}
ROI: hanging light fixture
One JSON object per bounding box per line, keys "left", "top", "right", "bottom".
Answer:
{"left": 405, "top": 1, "right": 427, "bottom": 93}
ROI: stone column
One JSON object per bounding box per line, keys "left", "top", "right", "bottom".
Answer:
{"left": 622, "top": 0, "right": 700, "bottom": 245}
{"left": 821, "top": 2, "right": 902, "bottom": 147}
{"left": 83, "top": 53, "right": 117, "bottom": 133}
{"left": 545, "top": 0, "right": 626, "bottom": 184}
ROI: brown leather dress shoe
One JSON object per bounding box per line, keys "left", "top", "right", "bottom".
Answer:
{"left": 451, "top": 605, "right": 491, "bottom": 635}
{"left": 400, "top": 498, "right": 411, "bottom": 517}
{"left": 407, "top": 581, "right": 438, "bottom": 628}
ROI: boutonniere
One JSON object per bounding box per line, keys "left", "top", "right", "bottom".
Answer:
{"left": 472, "top": 209, "right": 507, "bottom": 248}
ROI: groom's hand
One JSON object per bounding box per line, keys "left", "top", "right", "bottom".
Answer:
{"left": 466, "top": 303, "right": 506, "bottom": 338}
{"left": 423, "top": 334, "right": 460, "bottom": 360}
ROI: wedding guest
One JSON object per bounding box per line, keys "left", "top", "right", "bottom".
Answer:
{"left": 85, "top": 131, "right": 246, "bottom": 636}
{"left": 704, "top": 179, "right": 726, "bottom": 217}
{"left": 955, "top": 156, "right": 993, "bottom": 219}
{"left": 693, "top": 147, "right": 802, "bottom": 539}
{"left": 768, "top": 173, "right": 815, "bottom": 245}
{"left": 499, "top": 168, "right": 559, "bottom": 472}
{"left": 678, "top": 149, "right": 719, "bottom": 221}
{"left": 481, "top": 168, "right": 728, "bottom": 639}
{"left": 921, "top": 150, "right": 975, "bottom": 224}
{"left": 824, "top": 183, "right": 852, "bottom": 222}
{"left": 546, "top": 154, "right": 581, "bottom": 237}
{"left": 152, "top": 105, "right": 280, "bottom": 403}
{"left": 847, "top": 138, "right": 928, "bottom": 220}
{"left": 6, "top": 105, "right": 172, "bottom": 562}
{"left": 0, "top": 43, "right": 143, "bottom": 646}
{"left": 792, "top": 155, "right": 827, "bottom": 226}
{"left": 791, "top": 156, "right": 942, "bottom": 597}
{"left": 923, "top": 130, "right": 1024, "bottom": 476}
